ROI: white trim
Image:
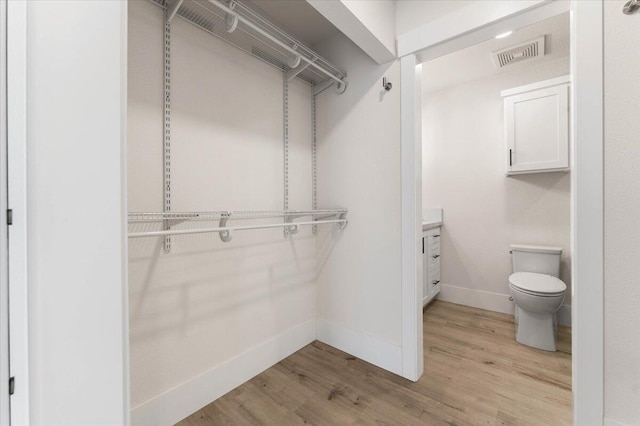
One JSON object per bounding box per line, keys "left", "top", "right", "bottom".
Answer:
{"left": 604, "top": 419, "right": 628, "bottom": 426}
{"left": 120, "top": 1, "right": 131, "bottom": 424}
{"left": 411, "top": 1, "right": 569, "bottom": 64}
{"left": 570, "top": 1, "right": 604, "bottom": 423}
{"left": 316, "top": 319, "right": 403, "bottom": 376}
{"left": 397, "top": 0, "right": 554, "bottom": 58}
{"left": 438, "top": 285, "right": 515, "bottom": 315}
{"left": 500, "top": 75, "right": 572, "bottom": 98}
{"left": 437, "top": 284, "right": 572, "bottom": 327}
{"left": 0, "top": 0, "right": 10, "bottom": 422}
{"left": 399, "top": 54, "right": 423, "bottom": 382}
{"left": 131, "top": 319, "right": 316, "bottom": 426}
{"left": 6, "top": 1, "right": 30, "bottom": 423}
{"left": 557, "top": 305, "right": 572, "bottom": 327}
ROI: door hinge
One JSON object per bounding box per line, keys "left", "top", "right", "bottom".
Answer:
{"left": 9, "top": 377, "right": 14, "bottom": 395}
{"left": 7, "top": 209, "right": 13, "bottom": 226}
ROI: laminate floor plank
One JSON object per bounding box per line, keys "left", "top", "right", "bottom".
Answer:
{"left": 178, "top": 301, "right": 572, "bottom": 425}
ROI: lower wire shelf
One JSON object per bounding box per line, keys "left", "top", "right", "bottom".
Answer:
{"left": 127, "top": 209, "right": 348, "bottom": 242}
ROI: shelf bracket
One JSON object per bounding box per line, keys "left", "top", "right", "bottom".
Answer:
{"left": 166, "top": 0, "right": 184, "bottom": 23}
{"left": 313, "top": 79, "right": 335, "bottom": 96}
{"left": 285, "top": 215, "right": 299, "bottom": 235}
{"left": 286, "top": 62, "right": 311, "bottom": 82}
{"left": 336, "top": 212, "right": 348, "bottom": 230}
{"left": 219, "top": 212, "right": 232, "bottom": 242}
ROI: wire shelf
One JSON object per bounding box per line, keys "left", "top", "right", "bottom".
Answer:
{"left": 151, "top": 0, "right": 347, "bottom": 86}
{"left": 128, "top": 209, "right": 348, "bottom": 241}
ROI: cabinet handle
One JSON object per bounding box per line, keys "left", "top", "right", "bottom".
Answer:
{"left": 433, "top": 235, "right": 440, "bottom": 238}
{"left": 509, "top": 149, "right": 513, "bottom": 166}
{"left": 422, "top": 238, "right": 424, "bottom": 254}
{"left": 432, "top": 254, "right": 440, "bottom": 258}
{"left": 432, "top": 280, "right": 440, "bottom": 285}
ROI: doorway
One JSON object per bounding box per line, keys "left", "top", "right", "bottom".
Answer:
{"left": 400, "top": 1, "right": 604, "bottom": 424}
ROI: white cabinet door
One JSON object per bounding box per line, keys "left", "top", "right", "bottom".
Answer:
{"left": 504, "top": 83, "right": 569, "bottom": 174}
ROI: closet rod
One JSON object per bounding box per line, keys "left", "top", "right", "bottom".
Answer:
{"left": 128, "top": 218, "right": 347, "bottom": 239}
{"left": 205, "top": 0, "right": 345, "bottom": 86}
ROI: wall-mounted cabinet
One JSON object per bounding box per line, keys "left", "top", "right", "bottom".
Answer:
{"left": 502, "top": 75, "right": 570, "bottom": 175}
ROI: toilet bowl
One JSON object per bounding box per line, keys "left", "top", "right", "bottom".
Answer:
{"left": 509, "top": 272, "right": 566, "bottom": 351}
{"left": 509, "top": 244, "right": 567, "bottom": 351}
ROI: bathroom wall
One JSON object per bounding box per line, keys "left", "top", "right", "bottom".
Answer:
{"left": 313, "top": 33, "right": 404, "bottom": 373}
{"left": 128, "top": 1, "right": 316, "bottom": 423}
{"left": 422, "top": 56, "right": 572, "bottom": 313}
{"left": 603, "top": 1, "right": 640, "bottom": 424}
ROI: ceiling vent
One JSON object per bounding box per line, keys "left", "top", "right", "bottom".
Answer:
{"left": 493, "top": 36, "right": 546, "bottom": 68}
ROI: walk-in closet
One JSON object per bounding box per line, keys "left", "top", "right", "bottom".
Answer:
{"left": 127, "top": 1, "right": 400, "bottom": 423}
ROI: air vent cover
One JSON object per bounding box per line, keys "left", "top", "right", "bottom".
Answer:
{"left": 493, "top": 36, "right": 546, "bottom": 68}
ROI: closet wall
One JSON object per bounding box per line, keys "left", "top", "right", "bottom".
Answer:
{"left": 128, "top": 1, "right": 317, "bottom": 421}
{"left": 314, "top": 33, "right": 403, "bottom": 372}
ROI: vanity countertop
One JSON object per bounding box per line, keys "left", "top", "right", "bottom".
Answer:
{"left": 422, "top": 221, "right": 443, "bottom": 232}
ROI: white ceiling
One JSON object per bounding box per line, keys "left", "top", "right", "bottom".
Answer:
{"left": 421, "top": 12, "right": 570, "bottom": 94}
{"left": 246, "top": 0, "right": 341, "bottom": 47}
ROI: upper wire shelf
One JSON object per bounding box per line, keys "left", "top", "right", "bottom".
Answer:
{"left": 153, "top": 0, "right": 347, "bottom": 87}
{"left": 128, "top": 209, "right": 348, "bottom": 242}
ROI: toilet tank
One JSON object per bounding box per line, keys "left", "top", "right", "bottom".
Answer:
{"left": 511, "top": 244, "right": 562, "bottom": 277}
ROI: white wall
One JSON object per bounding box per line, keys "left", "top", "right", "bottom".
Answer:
{"left": 603, "top": 1, "right": 640, "bottom": 424}
{"left": 422, "top": 57, "right": 572, "bottom": 312}
{"left": 313, "top": 33, "right": 403, "bottom": 372}
{"left": 395, "top": 0, "right": 474, "bottom": 36}
{"left": 128, "top": 1, "right": 316, "bottom": 422}
{"left": 25, "top": 1, "right": 128, "bottom": 424}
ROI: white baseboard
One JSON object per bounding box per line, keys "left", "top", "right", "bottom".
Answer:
{"left": 131, "top": 319, "right": 316, "bottom": 426}
{"left": 437, "top": 284, "right": 572, "bottom": 326}
{"left": 557, "top": 305, "right": 571, "bottom": 327}
{"left": 438, "top": 284, "right": 515, "bottom": 315}
{"left": 605, "top": 419, "right": 628, "bottom": 426}
{"left": 316, "top": 319, "right": 403, "bottom": 376}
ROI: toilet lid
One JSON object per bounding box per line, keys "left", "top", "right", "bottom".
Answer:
{"left": 509, "top": 272, "right": 566, "bottom": 295}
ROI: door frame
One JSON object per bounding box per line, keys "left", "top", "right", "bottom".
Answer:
{"left": 4, "top": 0, "right": 30, "bottom": 423}
{"left": 399, "top": 1, "right": 604, "bottom": 424}
{"left": 1, "top": 0, "right": 10, "bottom": 421}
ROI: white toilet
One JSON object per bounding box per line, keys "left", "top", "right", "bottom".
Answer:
{"left": 509, "top": 244, "right": 567, "bottom": 351}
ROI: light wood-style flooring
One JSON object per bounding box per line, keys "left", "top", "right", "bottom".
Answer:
{"left": 179, "top": 301, "right": 572, "bottom": 425}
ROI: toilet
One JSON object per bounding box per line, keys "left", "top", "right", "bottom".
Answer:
{"left": 509, "top": 244, "right": 567, "bottom": 351}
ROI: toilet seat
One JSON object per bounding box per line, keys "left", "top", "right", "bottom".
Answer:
{"left": 509, "top": 272, "right": 566, "bottom": 297}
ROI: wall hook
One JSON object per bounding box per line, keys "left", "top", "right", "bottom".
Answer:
{"left": 383, "top": 77, "right": 392, "bottom": 91}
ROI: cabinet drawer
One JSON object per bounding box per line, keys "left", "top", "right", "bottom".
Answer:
{"left": 429, "top": 268, "right": 441, "bottom": 287}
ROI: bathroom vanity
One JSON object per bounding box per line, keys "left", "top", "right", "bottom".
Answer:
{"left": 422, "top": 208, "right": 443, "bottom": 307}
